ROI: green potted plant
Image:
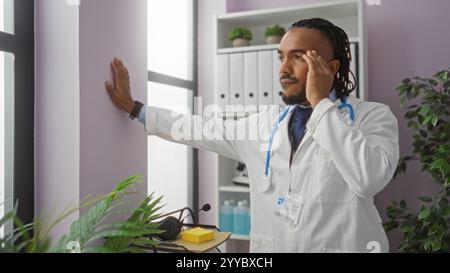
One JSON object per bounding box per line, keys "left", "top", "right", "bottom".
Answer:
{"left": 264, "top": 24, "right": 286, "bottom": 44}
{"left": 383, "top": 68, "right": 450, "bottom": 252}
{"left": 228, "top": 27, "right": 252, "bottom": 47}
{"left": 0, "top": 175, "right": 165, "bottom": 253}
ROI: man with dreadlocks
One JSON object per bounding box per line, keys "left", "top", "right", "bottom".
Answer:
{"left": 105, "top": 18, "right": 399, "bottom": 253}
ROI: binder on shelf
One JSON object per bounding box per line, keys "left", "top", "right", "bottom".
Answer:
{"left": 258, "top": 50, "right": 273, "bottom": 107}
{"left": 272, "top": 50, "right": 284, "bottom": 106}
{"left": 243, "top": 52, "right": 258, "bottom": 108}
{"left": 216, "top": 54, "right": 230, "bottom": 110}
{"left": 229, "top": 53, "right": 245, "bottom": 106}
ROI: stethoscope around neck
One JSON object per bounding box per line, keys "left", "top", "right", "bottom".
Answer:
{"left": 258, "top": 96, "right": 355, "bottom": 192}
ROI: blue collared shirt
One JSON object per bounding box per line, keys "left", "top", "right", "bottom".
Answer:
{"left": 137, "top": 105, "right": 146, "bottom": 124}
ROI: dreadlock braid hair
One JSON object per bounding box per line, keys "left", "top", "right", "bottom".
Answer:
{"left": 289, "top": 18, "right": 357, "bottom": 99}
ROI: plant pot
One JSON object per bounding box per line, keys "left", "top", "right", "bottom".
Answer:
{"left": 232, "top": 38, "right": 250, "bottom": 47}
{"left": 266, "top": 35, "right": 282, "bottom": 44}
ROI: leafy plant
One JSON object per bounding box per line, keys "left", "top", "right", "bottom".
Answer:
{"left": 264, "top": 24, "right": 286, "bottom": 37}
{"left": 384, "top": 68, "right": 450, "bottom": 252}
{"left": 228, "top": 27, "right": 252, "bottom": 41}
{"left": 0, "top": 201, "right": 47, "bottom": 253}
{"left": 0, "top": 175, "right": 165, "bottom": 253}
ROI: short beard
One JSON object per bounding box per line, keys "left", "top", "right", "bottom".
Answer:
{"left": 281, "top": 88, "right": 308, "bottom": 106}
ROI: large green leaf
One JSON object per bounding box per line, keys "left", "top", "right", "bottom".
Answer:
{"left": 103, "top": 193, "right": 164, "bottom": 252}
{"left": 51, "top": 176, "right": 142, "bottom": 253}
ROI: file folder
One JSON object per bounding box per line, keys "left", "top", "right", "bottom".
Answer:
{"left": 244, "top": 51, "right": 258, "bottom": 108}
{"left": 272, "top": 50, "right": 284, "bottom": 106}
{"left": 216, "top": 54, "right": 230, "bottom": 110}
{"left": 258, "top": 50, "right": 273, "bottom": 108}
{"left": 230, "top": 53, "right": 245, "bottom": 106}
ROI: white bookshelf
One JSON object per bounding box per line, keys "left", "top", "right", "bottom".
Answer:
{"left": 215, "top": 0, "right": 360, "bottom": 48}
{"left": 219, "top": 185, "right": 250, "bottom": 193}
{"left": 217, "top": 44, "right": 279, "bottom": 54}
{"left": 213, "top": 0, "right": 368, "bottom": 252}
{"left": 218, "top": 36, "right": 360, "bottom": 55}
{"left": 216, "top": 156, "right": 251, "bottom": 248}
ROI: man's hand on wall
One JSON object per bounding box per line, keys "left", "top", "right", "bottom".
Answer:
{"left": 105, "top": 58, "right": 135, "bottom": 114}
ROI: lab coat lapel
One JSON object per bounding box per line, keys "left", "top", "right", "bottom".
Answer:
{"left": 270, "top": 109, "right": 292, "bottom": 157}
{"left": 290, "top": 96, "right": 342, "bottom": 165}
{"left": 290, "top": 124, "right": 313, "bottom": 166}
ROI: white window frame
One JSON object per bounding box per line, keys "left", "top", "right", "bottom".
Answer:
{"left": 146, "top": 0, "right": 199, "bottom": 219}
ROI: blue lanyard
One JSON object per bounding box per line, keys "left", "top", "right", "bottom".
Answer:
{"left": 338, "top": 96, "right": 355, "bottom": 123}
{"left": 264, "top": 105, "right": 294, "bottom": 177}
{"left": 264, "top": 97, "right": 355, "bottom": 178}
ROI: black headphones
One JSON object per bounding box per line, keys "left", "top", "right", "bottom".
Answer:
{"left": 151, "top": 204, "right": 211, "bottom": 241}
{"left": 155, "top": 216, "right": 183, "bottom": 241}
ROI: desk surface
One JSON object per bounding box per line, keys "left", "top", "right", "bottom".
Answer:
{"left": 154, "top": 231, "right": 232, "bottom": 253}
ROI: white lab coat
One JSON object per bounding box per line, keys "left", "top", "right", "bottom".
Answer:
{"left": 144, "top": 96, "right": 399, "bottom": 253}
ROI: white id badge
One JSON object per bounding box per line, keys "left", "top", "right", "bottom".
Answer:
{"left": 274, "top": 191, "right": 303, "bottom": 228}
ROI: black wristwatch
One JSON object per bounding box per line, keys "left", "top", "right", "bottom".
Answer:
{"left": 129, "top": 101, "right": 144, "bottom": 120}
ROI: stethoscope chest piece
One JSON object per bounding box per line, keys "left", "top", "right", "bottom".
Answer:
{"left": 258, "top": 176, "right": 271, "bottom": 192}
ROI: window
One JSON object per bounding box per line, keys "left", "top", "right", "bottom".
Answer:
{"left": 147, "top": 0, "right": 193, "bottom": 81}
{"left": 0, "top": 50, "right": 14, "bottom": 238}
{"left": 0, "top": 0, "right": 15, "bottom": 238}
{"left": 0, "top": 0, "right": 13, "bottom": 34}
{"left": 147, "top": 0, "right": 198, "bottom": 216}
{"left": 0, "top": 0, "right": 34, "bottom": 236}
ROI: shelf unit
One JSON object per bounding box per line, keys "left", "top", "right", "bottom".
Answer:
{"left": 217, "top": 36, "right": 360, "bottom": 55}
{"left": 213, "top": 0, "right": 367, "bottom": 253}
{"left": 219, "top": 185, "right": 250, "bottom": 193}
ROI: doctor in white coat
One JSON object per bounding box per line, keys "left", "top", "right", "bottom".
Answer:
{"left": 105, "top": 18, "right": 399, "bottom": 253}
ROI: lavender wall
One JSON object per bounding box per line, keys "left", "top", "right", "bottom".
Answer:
{"left": 226, "top": 0, "right": 450, "bottom": 250}
{"left": 36, "top": 0, "right": 147, "bottom": 242}
{"left": 35, "top": 0, "right": 80, "bottom": 241}
{"left": 79, "top": 0, "right": 147, "bottom": 205}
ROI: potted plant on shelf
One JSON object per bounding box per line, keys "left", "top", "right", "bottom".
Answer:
{"left": 383, "top": 67, "right": 450, "bottom": 252}
{"left": 264, "top": 24, "right": 286, "bottom": 44}
{"left": 228, "top": 27, "right": 252, "bottom": 47}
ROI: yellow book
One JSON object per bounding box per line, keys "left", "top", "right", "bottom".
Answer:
{"left": 181, "top": 227, "right": 215, "bottom": 244}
